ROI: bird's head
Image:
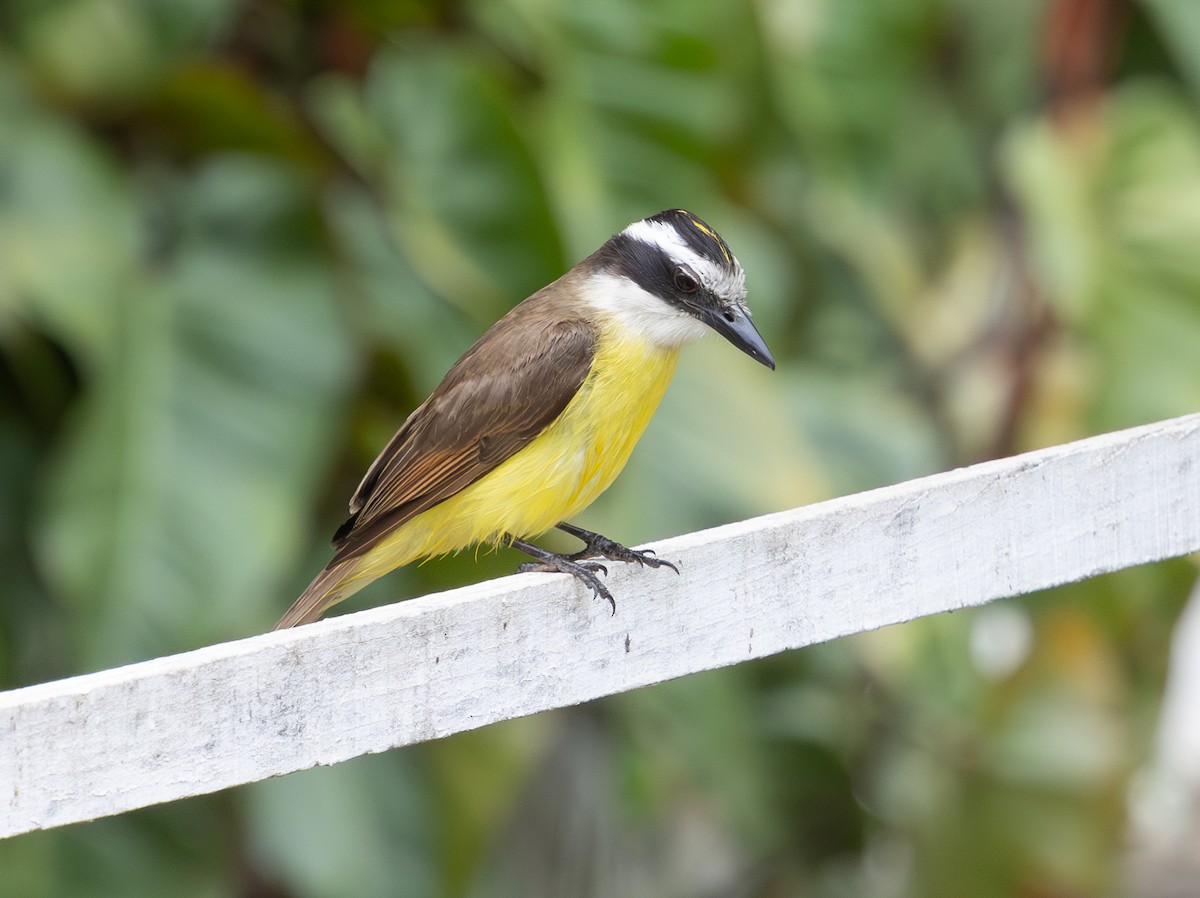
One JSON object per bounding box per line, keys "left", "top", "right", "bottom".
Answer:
{"left": 583, "top": 209, "right": 775, "bottom": 370}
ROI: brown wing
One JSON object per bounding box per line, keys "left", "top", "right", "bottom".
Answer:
{"left": 329, "top": 311, "right": 597, "bottom": 565}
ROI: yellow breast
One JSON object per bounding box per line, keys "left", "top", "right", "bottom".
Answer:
{"left": 359, "top": 321, "right": 681, "bottom": 576}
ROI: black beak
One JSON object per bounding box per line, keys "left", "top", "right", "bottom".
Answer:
{"left": 700, "top": 303, "right": 776, "bottom": 370}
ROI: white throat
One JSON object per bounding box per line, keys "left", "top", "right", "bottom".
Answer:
{"left": 581, "top": 272, "right": 712, "bottom": 349}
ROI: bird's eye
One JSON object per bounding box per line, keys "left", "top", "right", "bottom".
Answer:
{"left": 673, "top": 268, "right": 699, "bottom": 293}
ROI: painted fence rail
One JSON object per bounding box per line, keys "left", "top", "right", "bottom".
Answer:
{"left": 3, "top": 414, "right": 1199, "bottom": 839}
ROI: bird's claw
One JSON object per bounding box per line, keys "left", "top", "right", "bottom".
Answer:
{"left": 569, "top": 536, "right": 679, "bottom": 575}
{"left": 627, "top": 548, "right": 679, "bottom": 575}
{"left": 517, "top": 558, "right": 616, "bottom": 614}
{"left": 510, "top": 526, "right": 679, "bottom": 617}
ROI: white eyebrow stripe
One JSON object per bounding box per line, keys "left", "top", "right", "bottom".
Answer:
{"left": 620, "top": 217, "right": 748, "bottom": 300}
{"left": 621, "top": 219, "right": 708, "bottom": 270}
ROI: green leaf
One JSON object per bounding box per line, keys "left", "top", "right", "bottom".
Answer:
{"left": 36, "top": 157, "right": 355, "bottom": 667}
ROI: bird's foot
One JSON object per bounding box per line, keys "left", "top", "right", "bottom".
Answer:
{"left": 509, "top": 535, "right": 616, "bottom": 613}
{"left": 557, "top": 522, "right": 680, "bottom": 574}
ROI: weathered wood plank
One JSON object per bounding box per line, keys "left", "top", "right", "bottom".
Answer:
{"left": 3, "top": 414, "right": 1199, "bottom": 838}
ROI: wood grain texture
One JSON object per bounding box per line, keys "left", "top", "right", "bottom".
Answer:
{"left": 3, "top": 414, "right": 1199, "bottom": 838}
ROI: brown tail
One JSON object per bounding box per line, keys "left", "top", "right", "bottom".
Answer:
{"left": 274, "top": 558, "right": 365, "bottom": 629}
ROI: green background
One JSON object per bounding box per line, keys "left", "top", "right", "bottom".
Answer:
{"left": 3, "top": 0, "right": 1200, "bottom": 895}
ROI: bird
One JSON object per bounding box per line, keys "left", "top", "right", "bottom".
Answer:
{"left": 274, "top": 209, "right": 774, "bottom": 629}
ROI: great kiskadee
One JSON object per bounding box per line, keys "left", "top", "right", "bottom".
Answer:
{"left": 275, "top": 209, "right": 774, "bottom": 629}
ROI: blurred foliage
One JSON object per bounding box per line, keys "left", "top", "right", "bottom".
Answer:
{"left": 1, "top": 0, "right": 1199, "bottom": 895}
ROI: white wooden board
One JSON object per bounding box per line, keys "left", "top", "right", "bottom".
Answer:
{"left": 2, "top": 414, "right": 1199, "bottom": 838}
